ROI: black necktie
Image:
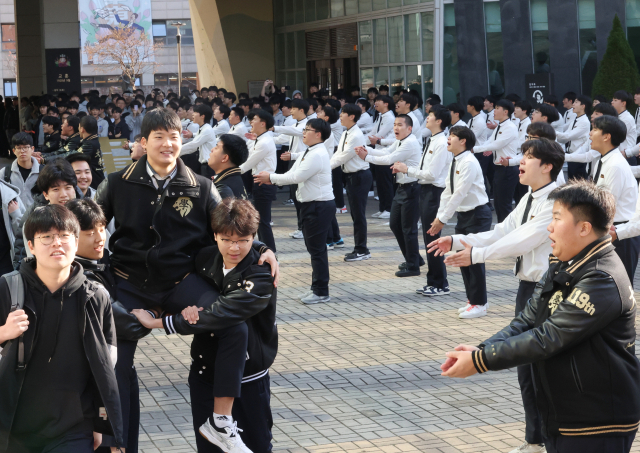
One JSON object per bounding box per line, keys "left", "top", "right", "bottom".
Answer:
{"left": 153, "top": 176, "right": 167, "bottom": 198}
{"left": 450, "top": 156, "right": 457, "bottom": 192}
{"left": 514, "top": 193, "right": 534, "bottom": 275}
{"left": 376, "top": 115, "right": 383, "bottom": 133}
{"left": 340, "top": 131, "right": 349, "bottom": 171}
{"left": 420, "top": 137, "right": 432, "bottom": 170}
{"left": 593, "top": 158, "right": 603, "bottom": 183}
{"left": 469, "top": 117, "right": 474, "bottom": 129}
{"left": 492, "top": 123, "right": 501, "bottom": 163}
{"left": 566, "top": 117, "right": 578, "bottom": 152}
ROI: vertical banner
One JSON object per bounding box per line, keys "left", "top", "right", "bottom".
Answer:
{"left": 525, "top": 73, "right": 554, "bottom": 108}
{"left": 45, "top": 48, "right": 82, "bottom": 94}
{"left": 99, "top": 137, "right": 131, "bottom": 174}
{"left": 79, "top": 0, "right": 153, "bottom": 65}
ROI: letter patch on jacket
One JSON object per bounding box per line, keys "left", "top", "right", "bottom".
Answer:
{"left": 548, "top": 290, "right": 563, "bottom": 314}
{"left": 173, "top": 197, "right": 193, "bottom": 217}
{"left": 243, "top": 280, "right": 255, "bottom": 293}
{"left": 567, "top": 288, "right": 595, "bottom": 315}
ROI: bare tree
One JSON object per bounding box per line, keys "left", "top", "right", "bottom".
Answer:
{"left": 84, "top": 28, "right": 162, "bottom": 88}
{"left": 3, "top": 51, "right": 16, "bottom": 78}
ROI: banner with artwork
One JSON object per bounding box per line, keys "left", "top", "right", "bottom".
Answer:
{"left": 79, "top": 0, "right": 153, "bottom": 65}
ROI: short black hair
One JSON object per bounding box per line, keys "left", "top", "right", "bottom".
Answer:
{"left": 282, "top": 99, "right": 292, "bottom": 109}
{"left": 505, "top": 93, "right": 521, "bottom": 103}
{"left": 467, "top": 96, "right": 484, "bottom": 112}
{"left": 168, "top": 101, "right": 179, "bottom": 111}
{"left": 322, "top": 105, "right": 339, "bottom": 124}
{"left": 250, "top": 109, "right": 275, "bottom": 129}
{"left": 230, "top": 106, "right": 245, "bottom": 121}
{"left": 66, "top": 198, "right": 107, "bottom": 231}
{"left": 592, "top": 115, "right": 627, "bottom": 147}
{"left": 42, "top": 115, "right": 61, "bottom": 131}
{"left": 224, "top": 92, "right": 237, "bottom": 103}
{"left": 545, "top": 94, "right": 559, "bottom": 107}
{"left": 563, "top": 91, "right": 578, "bottom": 103}
{"left": 112, "top": 106, "right": 123, "bottom": 114}
{"left": 66, "top": 153, "right": 91, "bottom": 166}
{"left": 613, "top": 90, "right": 631, "bottom": 106}
{"left": 593, "top": 102, "right": 618, "bottom": 117}
{"left": 12, "top": 132, "right": 33, "bottom": 148}
{"left": 379, "top": 85, "right": 389, "bottom": 92}
{"left": 79, "top": 115, "right": 98, "bottom": 135}
{"left": 356, "top": 99, "right": 370, "bottom": 111}
{"left": 429, "top": 106, "right": 452, "bottom": 130}
{"left": 521, "top": 138, "right": 565, "bottom": 181}
{"left": 484, "top": 95, "right": 498, "bottom": 107}
{"left": 217, "top": 105, "right": 231, "bottom": 119}
{"left": 64, "top": 115, "right": 80, "bottom": 134}
{"left": 549, "top": 179, "right": 615, "bottom": 236}
{"left": 269, "top": 95, "right": 283, "bottom": 107}
{"left": 526, "top": 121, "right": 556, "bottom": 140}
{"left": 449, "top": 126, "right": 476, "bottom": 150}
{"left": 47, "top": 106, "right": 59, "bottom": 116}
{"left": 291, "top": 98, "right": 310, "bottom": 113}
{"left": 326, "top": 99, "right": 341, "bottom": 110}
{"left": 427, "top": 94, "right": 441, "bottom": 105}
{"left": 307, "top": 98, "right": 319, "bottom": 112}
{"left": 68, "top": 100, "right": 79, "bottom": 110}
{"left": 37, "top": 158, "right": 77, "bottom": 193}
{"left": 193, "top": 103, "right": 213, "bottom": 124}
{"left": 306, "top": 118, "right": 331, "bottom": 141}
{"left": 496, "top": 99, "right": 515, "bottom": 117}
{"left": 594, "top": 94, "right": 609, "bottom": 104}
{"left": 515, "top": 100, "right": 533, "bottom": 116}
{"left": 375, "top": 95, "right": 395, "bottom": 112}
{"left": 341, "top": 103, "right": 362, "bottom": 122}
{"left": 367, "top": 87, "right": 379, "bottom": 95}
{"left": 140, "top": 108, "right": 182, "bottom": 140}
{"left": 576, "top": 95, "right": 592, "bottom": 115}
{"left": 24, "top": 204, "right": 80, "bottom": 244}
{"left": 396, "top": 113, "right": 413, "bottom": 128}
{"left": 537, "top": 104, "right": 560, "bottom": 123}
{"left": 446, "top": 103, "right": 466, "bottom": 119}
{"left": 399, "top": 93, "right": 418, "bottom": 110}
{"left": 218, "top": 134, "right": 249, "bottom": 167}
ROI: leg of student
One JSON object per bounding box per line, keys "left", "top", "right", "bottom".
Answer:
{"left": 421, "top": 184, "right": 448, "bottom": 289}
{"left": 230, "top": 375, "right": 274, "bottom": 452}
{"left": 332, "top": 166, "right": 345, "bottom": 209}
{"left": 545, "top": 432, "right": 636, "bottom": 453}
{"left": 300, "top": 200, "right": 335, "bottom": 296}
{"left": 292, "top": 186, "right": 303, "bottom": 231}
{"left": 345, "top": 169, "right": 372, "bottom": 254}
{"left": 389, "top": 194, "right": 407, "bottom": 261}
{"left": 189, "top": 369, "right": 222, "bottom": 453}
{"left": 493, "top": 166, "right": 519, "bottom": 222}
{"left": 613, "top": 235, "right": 640, "bottom": 288}
{"left": 42, "top": 431, "right": 94, "bottom": 453}
{"left": 329, "top": 215, "right": 341, "bottom": 243}
{"left": 375, "top": 164, "right": 394, "bottom": 213}
{"left": 252, "top": 182, "right": 277, "bottom": 252}
{"left": 398, "top": 183, "right": 421, "bottom": 270}
{"left": 456, "top": 205, "right": 492, "bottom": 306}
{"left": 515, "top": 280, "right": 543, "bottom": 446}
{"left": 242, "top": 171, "right": 254, "bottom": 198}
{"left": 210, "top": 323, "right": 248, "bottom": 402}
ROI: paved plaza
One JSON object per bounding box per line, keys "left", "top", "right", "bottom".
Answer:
{"left": 134, "top": 190, "right": 640, "bottom": 453}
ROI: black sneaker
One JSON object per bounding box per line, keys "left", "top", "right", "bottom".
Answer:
{"left": 344, "top": 252, "right": 371, "bottom": 262}
{"left": 399, "top": 259, "right": 425, "bottom": 270}
{"left": 395, "top": 269, "right": 420, "bottom": 277}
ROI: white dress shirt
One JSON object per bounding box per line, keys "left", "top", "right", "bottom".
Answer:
{"left": 485, "top": 109, "right": 497, "bottom": 141}
{"left": 551, "top": 117, "right": 565, "bottom": 135}
{"left": 273, "top": 118, "right": 308, "bottom": 155}
{"left": 616, "top": 182, "right": 640, "bottom": 240}
{"left": 364, "top": 134, "right": 422, "bottom": 184}
{"left": 407, "top": 131, "right": 451, "bottom": 188}
{"left": 590, "top": 147, "right": 638, "bottom": 223}
{"left": 408, "top": 110, "right": 423, "bottom": 139}
{"left": 270, "top": 142, "right": 334, "bottom": 202}
{"left": 371, "top": 110, "right": 395, "bottom": 144}
{"left": 330, "top": 125, "right": 369, "bottom": 173}
{"left": 556, "top": 114, "right": 590, "bottom": 154}
{"left": 437, "top": 150, "right": 489, "bottom": 224}
{"left": 330, "top": 120, "right": 345, "bottom": 146}
{"left": 473, "top": 119, "right": 519, "bottom": 164}
{"left": 451, "top": 181, "right": 557, "bottom": 282}
{"left": 181, "top": 118, "right": 200, "bottom": 144}
{"left": 562, "top": 108, "right": 576, "bottom": 132}
{"left": 240, "top": 131, "right": 277, "bottom": 175}
{"left": 212, "top": 119, "right": 230, "bottom": 137}
{"left": 619, "top": 110, "right": 637, "bottom": 157}
{"left": 283, "top": 115, "right": 296, "bottom": 126}
{"left": 468, "top": 112, "right": 488, "bottom": 146}
{"left": 242, "top": 116, "right": 251, "bottom": 128}
{"left": 635, "top": 108, "right": 640, "bottom": 138}
{"left": 228, "top": 122, "right": 248, "bottom": 139}
{"left": 357, "top": 112, "right": 374, "bottom": 135}
{"left": 516, "top": 117, "right": 531, "bottom": 152}
{"left": 180, "top": 123, "right": 217, "bottom": 163}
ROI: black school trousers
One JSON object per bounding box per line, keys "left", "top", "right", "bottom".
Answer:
{"left": 300, "top": 199, "right": 336, "bottom": 296}
{"left": 613, "top": 230, "right": 640, "bottom": 288}
{"left": 374, "top": 163, "right": 394, "bottom": 212}
{"left": 493, "top": 165, "right": 518, "bottom": 223}
{"left": 455, "top": 204, "right": 492, "bottom": 306}
{"left": 390, "top": 182, "right": 421, "bottom": 271}
{"left": 252, "top": 182, "right": 277, "bottom": 252}
{"left": 345, "top": 169, "right": 373, "bottom": 254}
{"left": 420, "top": 184, "right": 448, "bottom": 289}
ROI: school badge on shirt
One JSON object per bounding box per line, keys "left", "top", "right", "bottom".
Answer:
{"left": 173, "top": 197, "right": 193, "bottom": 217}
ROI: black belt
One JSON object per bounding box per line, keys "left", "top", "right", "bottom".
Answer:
{"left": 344, "top": 169, "right": 369, "bottom": 175}
{"left": 398, "top": 180, "right": 418, "bottom": 186}
{"left": 614, "top": 221, "right": 629, "bottom": 226}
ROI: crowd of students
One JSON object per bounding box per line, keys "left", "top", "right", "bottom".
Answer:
{"left": 0, "top": 81, "right": 640, "bottom": 453}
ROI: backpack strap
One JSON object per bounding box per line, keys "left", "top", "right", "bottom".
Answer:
{"left": 4, "top": 271, "right": 25, "bottom": 370}
{"left": 4, "top": 168, "right": 10, "bottom": 184}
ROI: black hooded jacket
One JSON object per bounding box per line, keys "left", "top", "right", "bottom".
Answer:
{"left": 214, "top": 167, "right": 248, "bottom": 200}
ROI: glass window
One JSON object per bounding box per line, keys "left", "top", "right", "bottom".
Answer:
{"left": 81, "top": 77, "right": 94, "bottom": 91}
{"left": 531, "top": 0, "right": 550, "bottom": 73}
{"left": 359, "top": 0, "right": 372, "bottom": 13}
{"left": 286, "top": 32, "right": 296, "bottom": 69}
{"left": 388, "top": 0, "right": 401, "bottom": 7}
{"left": 152, "top": 21, "right": 167, "bottom": 44}
{"left": 285, "top": 0, "right": 295, "bottom": 25}
{"left": 345, "top": 0, "right": 358, "bottom": 15}
{"left": 373, "top": 0, "right": 386, "bottom": 11}
{"left": 305, "top": 0, "right": 316, "bottom": 22}
{"left": 165, "top": 20, "right": 193, "bottom": 46}
{"left": 405, "top": 13, "right": 420, "bottom": 62}
{"left": 3, "top": 80, "right": 16, "bottom": 97}
{"left": 406, "top": 65, "right": 422, "bottom": 99}
{"left": 317, "top": 0, "right": 330, "bottom": 19}
{"left": 390, "top": 66, "right": 404, "bottom": 93}
{"left": 388, "top": 16, "right": 404, "bottom": 63}
{"left": 404, "top": 0, "right": 419, "bottom": 5}
{"left": 421, "top": 12, "right": 434, "bottom": 62}
{"left": 275, "top": 0, "right": 285, "bottom": 27}
{"left": 359, "top": 21, "right": 373, "bottom": 66}
{"left": 628, "top": 0, "right": 640, "bottom": 73}
{"left": 276, "top": 34, "right": 286, "bottom": 69}
{"left": 373, "top": 18, "right": 388, "bottom": 64}
{"left": 374, "top": 67, "right": 389, "bottom": 87}
{"left": 297, "top": 70, "right": 307, "bottom": 96}
{"left": 579, "top": 0, "right": 597, "bottom": 95}
{"left": 443, "top": 4, "right": 459, "bottom": 105}
{"left": 295, "top": 0, "right": 305, "bottom": 23}
{"left": 422, "top": 64, "right": 434, "bottom": 99}
{"left": 0, "top": 25, "right": 14, "bottom": 52}
{"left": 154, "top": 74, "right": 168, "bottom": 85}
{"left": 296, "top": 31, "right": 306, "bottom": 68}
{"left": 361, "top": 68, "right": 374, "bottom": 91}
{"left": 484, "top": 2, "right": 505, "bottom": 98}
{"left": 331, "top": 0, "right": 345, "bottom": 16}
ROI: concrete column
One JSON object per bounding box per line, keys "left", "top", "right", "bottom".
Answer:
{"left": 454, "top": 0, "right": 488, "bottom": 104}
{"left": 15, "top": 0, "right": 45, "bottom": 96}
{"left": 547, "top": 0, "right": 581, "bottom": 98}
{"left": 500, "top": 0, "right": 534, "bottom": 98}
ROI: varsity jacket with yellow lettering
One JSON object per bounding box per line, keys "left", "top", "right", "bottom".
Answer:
{"left": 472, "top": 236, "right": 640, "bottom": 437}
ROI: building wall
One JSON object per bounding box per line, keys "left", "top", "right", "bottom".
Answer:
{"left": 0, "top": 0, "right": 17, "bottom": 95}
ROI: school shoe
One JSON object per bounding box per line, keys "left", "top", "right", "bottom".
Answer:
{"left": 337, "top": 206, "right": 348, "bottom": 214}
{"left": 399, "top": 258, "right": 425, "bottom": 269}
{"left": 301, "top": 293, "right": 331, "bottom": 304}
{"left": 395, "top": 269, "right": 420, "bottom": 277}
{"left": 459, "top": 304, "right": 487, "bottom": 319}
{"left": 508, "top": 442, "right": 546, "bottom": 453}
{"left": 372, "top": 211, "right": 383, "bottom": 218}
{"left": 458, "top": 301, "right": 490, "bottom": 313}
{"left": 282, "top": 199, "right": 295, "bottom": 206}
{"left": 299, "top": 290, "right": 313, "bottom": 300}
{"left": 418, "top": 286, "right": 451, "bottom": 297}
{"left": 289, "top": 230, "right": 304, "bottom": 239}
{"left": 334, "top": 239, "right": 345, "bottom": 248}
{"left": 327, "top": 243, "right": 335, "bottom": 250}
{"left": 378, "top": 211, "right": 390, "bottom": 219}
{"left": 198, "top": 418, "right": 252, "bottom": 453}
{"left": 344, "top": 252, "right": 371, "bottom": 262}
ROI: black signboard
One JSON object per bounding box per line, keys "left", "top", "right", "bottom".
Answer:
{"left": 45, "top": 48, "right": 81, "bottom": 95}
{"left": 525, "top": 73, "right": 554, "bottom": 108}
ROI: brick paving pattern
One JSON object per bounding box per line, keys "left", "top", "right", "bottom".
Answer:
{"left": 134, "top": 191, "right": 640, "bottom": 453}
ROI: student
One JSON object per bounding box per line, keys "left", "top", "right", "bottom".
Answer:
{"left": 212, "top": 105, "right": 231, "bottom": 137}
{"left": 0, "top": 167, "right": 23, "bottom": 274}
{"left": 125, "top": 100, "right": 144, "bottom": 141}
{"left": 514, "top": 100, "right": 532, "bottom": 151}
{"left": 77, "top": 115, "right": 106, "bottom": 189}
{"left": 67, "top": 153, "right": 95, "bottom": 199}
{"left": 467, "top": 96, "right": 490, "bottom": 192}
{"left": 447, "top": 103, "right": 468, "bottom": 129}
{"left": 396, "top": 93, "right": 423, "bottom": 139}
{"left": 255, "top": 118, "right": 334, "bottom": 304}
{"left": 441, "top": 179, "right": 640, "bottom": 453}
{"left": 356, "top": 99, "right": 374, "bottom": 135}
{"left": 473, "top": 99, "right": 519, "bottom": 222}
{"left": 484, "top": 95, "right": 498, "bottom": 132}
{"left": 429, "top": 126, "right": 491, "bottom": 318}
{"left": 392, "top": 107, "right": 452, "bottom": 292}
{"left": 227, "top": 106, "right": 248, "bottom": 138}
{"left": 0, "top": 204, "right": 123, "bottom": 452}
{"left": 42, "top": 115, "right": 83, "bottom": 163}
{"left": 89, "top": 103, "right": 110, "bottom": 138}
{"left": 555, "top": 94, "right": 591, "bottom": 181}
{"left": 130, "top": 198, "right": 276, "bottom": 453}
{"left": 1, "top": 132, "right": 39, "bottom": 208}
{"left": 181, "top": 104, "right": 217, "bottom": 177}
{"left": 367, "top": 95, "right": 396, "bottom": 219}
{"left": 356, "top": 114, "right": 422, "bottom": 277}
{"left": 95, "top": 108, "right": 278, "bottom": 452}
{"left": 178, "top": 103, "right": 200, "bottom": 144}
{"left": 208, "top": 134, "right": 249, "bottom": 199}
{"left": 612, "top": 90, "right": 638, "bottom": 165}
{"left": 41, "top": 115, "right": 62, "bottom": 154}
{"left": 107, "top": 106, "right": 131, "bottom": 141}
{"left": 560, "top": 91, "right": 577, "bottom": 131}
{"left": 431, "top": 139, "right": 563, "bottom": 451}
{"left": 241, "top": 109, "right": 278, "bottom": 251}
{"left": 531, "top": 103, "right": 560, "bottom": 126}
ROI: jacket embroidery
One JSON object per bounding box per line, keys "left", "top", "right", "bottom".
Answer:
{"left": 173, "top": 197, "right": 193, "bottom": 217}
{"left": 243, "top": 280, "right": 254, "bottom": 293}
{"left": 548, "top": 290, "right": 563, "bottom": 314}
{"left": 567, "top": 288, "right": 595, "bottom": 315}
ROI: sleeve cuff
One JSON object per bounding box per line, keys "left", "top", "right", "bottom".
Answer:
{"left": 162, "top": 315, "right": 177, "bottom": 335}
{"left": 145, "top": 310, "right": 157, "bottom": 319}
{"left": 471, "top": 349, "right": 489, "bottom": 373}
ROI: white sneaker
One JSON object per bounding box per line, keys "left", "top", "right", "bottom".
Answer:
{"left": 458, "top": 301, "right": 471, "bottom": 313}
{"left": 374, "top": 196, "right": 379, "bottom": 201}
{"left": 199, "top": 418, "right": 253, "bottom": 453}
{"left": 299, "top": 289, "right": 313, "bottom": 300}
{"left": 290, "top": 230, "right": 304, "bottom": 239}
{"left": 368, "top": 191, "right": 374, "bottom": 197}
{"left": 459, "top": 304, "right": 487, "bottom": 319}
{"left": 378, "top": 211, "right": 390, "bottom": 219}
{"left": 372, "top": 211, "right": 382, "bottom": 218}
{"left": 338, "top": 206, "right": 348, "bottom": 214}
{"left": 301, "top": 293, "right": 331, "bottom": 304}
{"left": 509, "top": 442, "right": 546, "bottom": 453}
{"left": 343, "top": 188, "right": 347, "bottom": 194}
